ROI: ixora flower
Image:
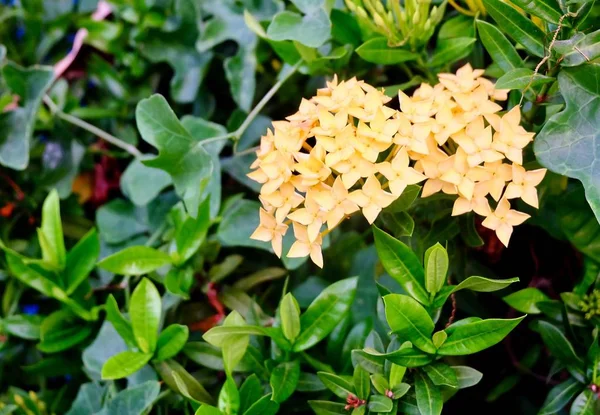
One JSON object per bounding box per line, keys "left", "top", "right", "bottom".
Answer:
{"left": 248, "top": 65, "right": 545, "bottom": 267}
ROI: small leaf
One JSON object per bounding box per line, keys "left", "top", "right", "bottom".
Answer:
{"left": 105, "top": 294, "right": 136, "bottom": 348}
{"left": 280, "top": 293, "right": 301, "bottom": 341}
{"left": 368, "top": 395, "right": 393, "bottom": 412}
{"left": 97, "top": 246, "right": 172, "bottom": 276}
{"left": 370, "top": 374, "right": 390, "bottom": 395}
{"left": 414, "top": 371, "right": 443, "bottom": 415}
{"left": 452, "top": 366, "right": 483, "bottom": 388}
{"left": 101, "top": 351, "right": 153, "bottom": 380}
{"left": 130, "top": 278, "right": 162, "bottom": 353}
{"left": 424, "top": 243, "right": 448, "bottom": 295}
{"left": 356, "top": 38, "right": 419, "bottom": 65}
{"left": 243, "top": 394, "right": 280, "bottom": 415}
{"left": 293, "top": 277, "right": 358, "bottom": 352}
{"left": 495, "top": 68, "right": 555, "bottom": 90}
{"left": 503, "top": 287, "right": 549, "bottom": 314}
{"left": 239, "top": 374, "right": 262, "bottom": 414}
{"left": 270, "top": 360, "right": 301, "bottom": 403}
{"left": 38, "top": 189, "right": 67, "bottom": 270}
{"left": 156, "top": 324, "right": 189, "bottom": 361}
{"left": 432, "top": 331, "right": 447, "bottom": 348}
{"left": 383, "top": 294, "right": 436, "bottom": 353}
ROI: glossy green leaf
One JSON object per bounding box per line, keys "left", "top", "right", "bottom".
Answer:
{"left": 534, "top": 321, "right": 584, "bottom": 368}
{"left": 380, "top": 211, "right": 415, "bottom": 237}
{"left": 105, "top": 294, "right": 136, "bottom": 348}
{"left": 221, "top": 311, "right": 250, "bottom": 376}
{"left": 0, "top": 62, "right": 54, "bottom": 170}
{"left": 429, "top": 37, "right": 476, "bottom": 67}
{"left": 353, "top": 365, "right": 370, "bottom": 399}
{"left": 165, "top": 267, "right": 194, "bottom": 299}
{"left": 239, "top": 375, "right": 262, "bottom": 413}
{"left": 218, "top": 377, "right": 240, "bottom": 415}
{"left": 270, "top": 360, "right": 300, "bottom": 403}
{"left": 2, "top": 314, "right": 42, "bottom": 340}
{"left": 368, "top": 395, "right": 393, "bottom": 412}
{"left": 155, "top": 359, "right": 213, "bottom": 405}
{"left": 509, "top": 0, "right": 563, "bottom": 24}
{"left": 38, "top": 310, "right": 92, "bottom": 353}
{"left": 317, "top": 372, "right": 355, "bottom": 399}
{"left": 503, "top": 287, "right": 549, "bottom": 314}
{"left": 293, "top": 276, "right": 358, "bottom": 352}
{"left": 195, "top": 406, "right": 223, "bottom": 415}
{"left": 570, "top": 389, "right": 596, "bottom": 415}
{"left": 438, "top": 316, "right": 525, "bottom": 355}
{"left": 452, "top": 366, "right": 483, "bottom": 388}
{"left": 130, "top": 278, "right": 162, "bottom": 353}
{"left": 495, "top": 68, "right": 555, "bottom": 90}
{"left": 97, "top": 246, "right": 172, "bottom": 276}
{"left": 424, "top": 243, "right": 448, "bottom": 295}
{"left": 363, "top": 344, "right": 434, "bottom": 367}
{"left": 156, "top": 324, "right": 189, "bottom": 361}
{"left": 101, "top": 351, "right": 153, "bottom": 380}
{"left": 373, "top": 227, "right": 429, "bottom": 305}
{"left": 136, "top": 94, "right": 213, "bottom": 218}
{"left": 65, "top": 228, "right": 100, "bottom": 294}
{"left": 243, "top": 394, "right": 280, "bottom": 415}
{"left": 370, "top": 373, "right": 390, "bottom": 395}
{"left": 171, "top": 199, "right": 211, "bottom": 266}
{"left": 414, "top": 371, "right": 443, "bottom": 415}
{"left": 308, "top": 401, "right": 348, "bottom": 415}
{"left": 554, "top": 30, "right": 600, "bottom": 67}
{"left": 356, "top": 38, "right": 419, "bottom": 65}
{"left": 483, "top": 0, "right": 546, "bottom": 57}
{"left": 423, "top": 362, "right": 458, "bottom": 388}
{"left": 280, "top": 292, "right": 301, "bottom": 341}
{"left": 203, "top": 325, "right": 290, "bottom": 351}
{"left": 539, "top": 378, "right": 583, "bottom": 415}
{"left": 383, "top": 294, "right": 436, "bottom": 354}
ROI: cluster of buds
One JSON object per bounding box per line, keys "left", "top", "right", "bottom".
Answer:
{"left": 249, "top": 64, "right": 545, "bottom": 268}
{"left": 345, "top": 0, "right": 445, "bottom": 49}
{"left": 579, "top": 290, "right": 600, "bottom": 320}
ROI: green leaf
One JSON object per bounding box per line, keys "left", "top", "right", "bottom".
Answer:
{"left": 105, "top": 294, "right": 136, "bottom": 348}
{"left": 483, "top": 0, "right": 546, "bottom": 57}
{"left": 293, "top": 276, "right": 358, "bottom": 352}
{"left": 97, "top": 246, "right": 172, "bottom": 276}
{"left": 136, "top": 94, "right": 213, "bottom": 218}
{"left": 373, "top": 226, "right": 429, "bottom": 305}
{"left": 121, "top": 157, "right": 172, "bottom": 206}
{"left": 414, "top": 371, "right": 443, "bottom": 415}
{"left": 203, "top": 325, "right": 290, "bottom": 351}
{"left": 101, "top": 381, "right": 160, "bottom": 415}
{"left": 368, "top": 395, "right": 393, "bottom": 412}
{"left": 309, "top": 400, "right": 348, "bottom": 415}
{"left": 239, "top": 374, "right": 262, "bottom": 413}
{"left": 280, "top": 292, "right": 301, "bottom": 341}
{"left": 66, "top": 382, "right": 107, "bottom": 415}
{"left": 267, "top": 3, "right": 331, "bottom": 48}
{"left": 424, "top": 243, "right": 448, "bottom": 296}
{"left": 317, "top": 372, "right": 355, "bottom": 399}
{"left": 495, "top": 68, "right": 555, "bottom": 90}
{"left": 195, "top": 406, "right": 223, "bottom": 415}
{"left": 243, "top": 394, "right": 280, "bottom": 415}
{"left": 101, "top": 351, "right": 153, "bottom": 380}
{"left": 509, "top": 0, "right": 563, "bottom": 25}
{"left": 37, "top": 310, "right": 93, "bottom": 353}
{"left": 539, "top": 378, "right": 583, "bottom": 415}
{"left": 534, "top": 321, "right": 584, "bottom": 368}
{"left": 96, "top": 199, "right": 148, "bottom": 244}
{"left": 165, "top": 267, "right": 194, "bottom": 299}
{"left": 438, "top": 316, "right": 525, "bottom": 355}
{"left": 535, "top": 66, "right": 600, "bottom": 222}
{"left": 270, "top": 360, "right": 300, "bottom": 403}
{"left": 156, "top": 324, "right": 189, "bottom": 361}
{"left": 130, "top": 278, "right": 162, "bottom": 353}
{"left": 429, "top": 37, "right": 476, "bottom": 67}
{"left": 218, "top": 377, "right": 240, "bottom": 415}
{"left": 356, "top": 38, "right": 419, "bottom": 65}
{"left": 370, "top": 373, "right": 390, "bottom": 395}
{"left": 0, "top": 62, "right": 54, "bottom": 170}
{"left": 353, "top": 365, "right": 370, "bottom": 399}
{"left": 221, "top": 311, "right": 250, "bottom": 377}
{"left": 363, "top": 344, "right": 435, "bottom": 367}
{"left": 155, "top": 359, "right": 213, "bottom": 405}
{"left": 225, "top": 46, "right": 256, "bottom": 111}
{"left": 171, "top": 200, "right": 211, "bottom": 266}
{"left": 452, "top": 366, "right": 483, "bottom": 388}
{"left": 37, "top": 189, "right": 67, "bottom": 270}
{"left": 380, "top": 211, "right": 415, "bottom": 237}
{"left": 65, "top": 228, "right": 100, "bottom": 294}
{"left": 570, "top": 389, "right": 597, "bottom": 415}
{"left": 423, "top": 362, "right": 458, "bottom": 388}
{"left": 554, "top": 30, "right": 600, "bottom": 67}
{"left": 503, "top": 287, "right": 549, "bottom": 314}
{"left": 2, "top": 314, "right": 42, "bottom": 340}
{"left": 383, "top": 294, "right": 436, "bottom": 354}
{"left": 434, "top": 276, "right": 519, "bottom": 308}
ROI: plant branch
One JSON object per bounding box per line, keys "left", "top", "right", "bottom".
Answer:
{"left": 43, "top": 95, "right": 143, "bottom": 158}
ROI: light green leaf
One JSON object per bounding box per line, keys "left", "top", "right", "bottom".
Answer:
{"left": 293, "top": 276, "right": 358, "bottom": 352}
{"left": 203, "top": 325, "right": 290, "bottom": 351}
{"left": 101, "top": 351, "right": 153, "bottom": 380}
{"left": 373, "top": 226, "right": 429, "bottom": 305}
{"left": 105, "top": 294, "right": 136, "bottom": 348}
{"left": 370, "top": 373, "right": 390, "bottom": 395}
{"left": 280, "top": 293, "right": 301, "bottom": 341}
{"left": 155, "top": 359, "right": 213, "bottom": 405}
{"left": 452, "top": 366, "right": 483, "bottom": 388}
{"left": 424, "top": 243, "right": 448, "bottom": 296}
{"left": 429, "top": 37, "right": 476, "bottom": 67}
{"left": 156, "top": 324, "right": 189, "bottom": 361}
{"left": 270, "top": 360, "right": 300, "bottom": 403}
{"left": 0, "top": 62, "right": 54, "bottom": 170}
{"left": 218, "top": 377, "right": 240, "bottom": 415}
{"left": 220, "top": 311, "right": 250, "bottom": 376}
{"left": 130, "top": 278, "right": 162, "bottom": 353}
{"left": 434, "top": 276, "right": 520, "bottom": 308}
{"left": 165, "top": 267, "right": 194, "bottom": 299}
{"left": 39, "top": 189, "right": 66, "bottom": 270}
{"left": 171, "top": 199, "right": 211, "bottom": 266}
{"left": 353, "top": 365, "right": 370, "bottom": 399}
{"left": 368, "top": 395, "right": 393, "bottom": 412}
{"left": 121, "top": 157, "right": 172, "bottom": 207}
{"left": 97, "top": 246, "right": 172, "bottom": 276}
{"left": 383, "top": 294, "right": 436, "bottom": 354}
{"left": 356, "top": 38, "right": 419, "bottom": 65}
{"left": 414, "top": 371, "right": 443, "bottom": 415}
{"left": 136, "top": 94, "right": 213, "bottom": 218}
{"left": 438, "top": 316, "right": 525, "bottom": 355}
{"left": 64, "top": 228, "right": 100, "bottom": 294}
{"left": 483, "top": 0, "right": 546, "bottom": 57}
{"left": 195, "top": 405, "right": 223, "bottom": 415}
{"left": 495, "top": 68, "right": 555, "bottom": 90}
{"left": 503, "top": 287, "right": 549, "bottom": 314}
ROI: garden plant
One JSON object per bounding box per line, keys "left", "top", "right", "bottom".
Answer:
{"left": 0, "top": 0, "right": 599, "bottom": 414}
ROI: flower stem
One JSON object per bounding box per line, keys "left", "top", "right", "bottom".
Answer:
{"left": 43, "top": 95, "right": 143, "bottom": 158}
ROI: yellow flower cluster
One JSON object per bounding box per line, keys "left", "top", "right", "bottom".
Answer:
{"left": 248, "top": 64, "right": 545, "bottom": 267}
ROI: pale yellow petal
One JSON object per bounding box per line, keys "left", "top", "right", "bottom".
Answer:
{"left": 495, "top": 223, "right": 513, "bottom": 247}
{"left": 287, "top": 241, "right": 310, "bottom": 258}
{"left": 362, "top": 203, "right": 382, "bottom": 224}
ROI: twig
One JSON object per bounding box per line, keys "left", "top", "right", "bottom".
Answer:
{"left": 43, "top": 95, "right": 143, "bottom": 158}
